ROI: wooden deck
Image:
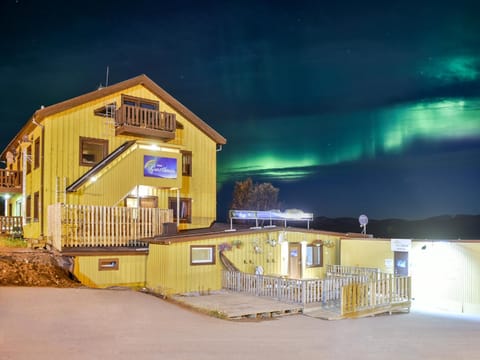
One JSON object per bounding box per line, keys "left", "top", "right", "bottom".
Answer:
{"left": 171, "top": 291, "right": 303, "bottom": 320}
{"left": 222, "top": 266, "right": 411, "bottom": 320}
{"left": 171, "top": 290, "right": 410, "bottom": 320}
{"left": 304, "top": 300, "right": 411, "bottom": 320}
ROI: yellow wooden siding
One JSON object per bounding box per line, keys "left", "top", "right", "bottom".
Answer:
{"left": 10, "top": 83, "right": 218, "bottom": 239}
{"left": 340, "top": 238, "right": 480, "bottom": 315}
{"left": 340, "top": 239, "right": 393, "bottom": 273}
{"left": 16, "top": 125, "right": 44, "bottom": 238}
{"left": 68, "top": 147, "right": 181, "bottom": 206}
{"left": 146, "top": 230, "right": 342, "bottom": 295}
{"left": 73, "top": 254, "right": 147, "bottom": 288}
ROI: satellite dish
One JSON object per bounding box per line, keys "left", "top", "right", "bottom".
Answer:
{"left": 358, "top": 214, "right": 368, "bottom": 235}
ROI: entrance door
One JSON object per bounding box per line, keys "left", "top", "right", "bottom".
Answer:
{"left": 288, "top": 243, "right": 302, "bottom": 279}
{"left": 394, "top": 251, "right": 409, "bottom": 276}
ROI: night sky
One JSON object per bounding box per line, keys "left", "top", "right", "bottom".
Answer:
{"left": 1, "top": 0, "right": 480, "bottom": 220}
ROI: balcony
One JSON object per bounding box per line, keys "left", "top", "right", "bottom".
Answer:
{"left": 115, "top": 105, "right": 176, "bottom": 140}
{"left": 0, "top": 169, "right": 22, "bottom": 193}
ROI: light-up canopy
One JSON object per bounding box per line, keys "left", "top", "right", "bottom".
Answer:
{"left": 228, "top": 209, "right": 314, "bottom": 230}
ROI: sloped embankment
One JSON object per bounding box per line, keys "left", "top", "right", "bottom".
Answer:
{"left": 0, "top": 249, "right": 80, "bottom": 287}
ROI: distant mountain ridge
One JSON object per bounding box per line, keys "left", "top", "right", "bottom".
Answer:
{"left": 312, "top": 215, "right": 480, "bottom": 240}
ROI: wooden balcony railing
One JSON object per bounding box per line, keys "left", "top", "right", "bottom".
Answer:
{"left": 0, "top": 216, "right": 23, "bottom": 237}
{"left": 47, "top": 203, "right": 173, "bottom": 250}
{"left": 0, "top": 169, "right": 22, "bottom": 193}
{"left": 115, "top": 105, "right": 176, "bottom": 140}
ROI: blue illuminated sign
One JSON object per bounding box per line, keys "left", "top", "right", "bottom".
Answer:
{"left": 143, "top": 155, "right": 177, "bottom": 179}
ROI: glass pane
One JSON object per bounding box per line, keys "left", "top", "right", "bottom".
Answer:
{"left": 191, "top": 248, "right": 213, "bottom": 263}
{"left": 82, "top": 143, "right": 104, "bottom": 164}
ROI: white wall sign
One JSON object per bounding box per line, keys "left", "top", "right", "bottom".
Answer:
{"left": 391, "top": 239, "right": 412, "bottom": 252}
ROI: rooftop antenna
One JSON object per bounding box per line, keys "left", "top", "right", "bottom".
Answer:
{"left": 105, "top": 66, "right": 110, "bottom": 87}
{"left": 359, "top": 214, "right": 368, "bottom": 235}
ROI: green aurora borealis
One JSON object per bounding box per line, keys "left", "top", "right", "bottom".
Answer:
{"left": 218, "top": 97, "right": 480, "bottom": 183}
{"left": 2, "top": 1, "right": 480, "bottom": 220}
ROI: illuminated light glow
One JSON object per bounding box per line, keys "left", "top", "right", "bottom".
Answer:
{"left": 90, "top": 176, "right": 97, "bottom": 183}
{"left": 129, "top": 185, "right": 151, "bottom": 197}
{"left": 138, "top": 144, "right": 179, "bottom": 153}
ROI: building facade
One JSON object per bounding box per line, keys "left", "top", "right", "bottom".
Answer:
{"left": 0, "top": 74, "right": 226, "bottom": 241}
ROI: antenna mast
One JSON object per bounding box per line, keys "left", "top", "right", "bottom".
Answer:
{"left": 105, "top": 66, "right": 110, "bottom": 87}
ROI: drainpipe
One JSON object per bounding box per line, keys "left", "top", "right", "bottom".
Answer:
{"left": 3, "top": 194, "right": 10, "bottom": 216}
{"left": 21, "top": 147, "right": 27, "bottom": 226}
{"left": 32, "top": 118, "right": 45, "bottom": 236}
{"left": 176, "top": 188, "right": 180, "bottom": 229}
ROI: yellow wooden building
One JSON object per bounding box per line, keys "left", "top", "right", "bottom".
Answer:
{"left": 0, "top": 74, "right": 226, "bottom": 242}
{"left": 4, "top": 74, "right": 477, "bottom": 317}
{"left": 65, "top": 226, "right": 345, "bottom": 293}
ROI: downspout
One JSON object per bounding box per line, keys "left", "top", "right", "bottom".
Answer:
{"left": 176, "top": 188, "right": 180, "bottom": 229}
{"left": 32, "top": 117, "right": 45, "bottom": 237}
{"left": 21, "top": 146, "right": 27, "bottom": 226}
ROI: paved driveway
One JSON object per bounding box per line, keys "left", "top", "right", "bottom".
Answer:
{"left": 1, "top": 287, "right": 479, "bottom": 360}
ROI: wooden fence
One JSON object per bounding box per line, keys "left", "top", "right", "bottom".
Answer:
{"left": 222, "top": 270, "right": 411, "bottom": 315}
{"left": 327, "top": 264, "right": 379, "bottom": 279}
{"left": 0, "top": 216, "right": 23, "bottom": 237}
{"left": 341, "top": 276, "right": 411, "bottom": 316}
{"left": 222, "top": 271, "right": 369, "bottom": 305}
{"left": 47, "top": 203, "right": 173, "bottom": 250}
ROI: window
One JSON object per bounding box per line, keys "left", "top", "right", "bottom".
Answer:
{"left": 33, "top": 191, "right": 39, "bottom": 221}
{"left": 98, "top": 258, "right": 119, "bottom": 271}
{"left": 79, "top": 137, "right": 108, "bottom": 166}
{"left": 26, "top": 145, "right": 32, "bottom": 174}
{"left": 190, "top": 246, "right": 216, "bottom": 265}
{"left": 121, "top": 95, "right": 158, "bottom": 110}
{"left": 182, "top": 151, "right": 192, "bottom": 176}
{"left": 25, "top": 195, "right": 31, "bottom": 222}
{"left": 34, "top": 138, "right": 40, "bottom": 169}
{"left": 169, "top": 197, "right": 192, "bottom": 223}
{"left": 306, "top": 244, "right": 323, "bottom": 267}
{"left": 93, "top": 102, "right": 116, "bottom": 117}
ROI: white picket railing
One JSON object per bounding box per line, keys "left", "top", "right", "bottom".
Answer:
{"left": 47, "top": 203, "right": 173, "bottom": 250}
{"left": 326, "top": 264, "right": 379, "bottom": 279}
{"left": 222, "top": 270, "right": 411, "bottom": 315}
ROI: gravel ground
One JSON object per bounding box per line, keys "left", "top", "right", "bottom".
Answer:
{"left": 1, "top": 287, "right": 479, "bottom": 360}
{"left": 0, "top": 248, "right": 79, "bottom": 287}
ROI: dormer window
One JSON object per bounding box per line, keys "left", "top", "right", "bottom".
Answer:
{"left": 94, "top": 102, "right": 117, "bottom": 117}
{"left": 122, "top": 95, "right": 158, "bottom": 110}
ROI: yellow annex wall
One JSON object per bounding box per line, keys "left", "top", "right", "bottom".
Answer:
{"left": 340, "top": 238, "right": 394, "bottom": 273}
{"left": 340, "top": 238, "right": 480, "bottom": 315}
{"left": 146, "top": 229, "right": 342, "bottom": 295}
{"left": 73, "top": 254, "right": 147, "bottom": 288}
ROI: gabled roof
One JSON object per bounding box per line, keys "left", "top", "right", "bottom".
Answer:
{"left": 1, "top": 74, "right": 226, "bottom": 158}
